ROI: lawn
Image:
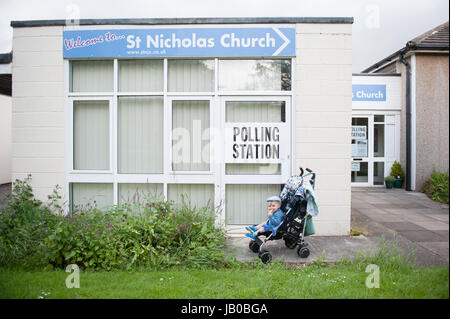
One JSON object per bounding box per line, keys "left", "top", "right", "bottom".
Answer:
{"left": 1, "top": 261, "right": 448, "bottom": 299}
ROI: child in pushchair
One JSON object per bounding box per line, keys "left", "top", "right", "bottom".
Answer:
{"left": 245, "top": 167, "right": 318, "bottom": 264}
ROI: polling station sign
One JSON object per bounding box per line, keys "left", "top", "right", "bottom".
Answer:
{"left": 63, "top": 27, "right": 296, "bottom": 58}
{"left": 352, "top": 84, "right": 386, "bottom": 101}
{"left": 224, "top": 124, "right": 286, "bottom": 164}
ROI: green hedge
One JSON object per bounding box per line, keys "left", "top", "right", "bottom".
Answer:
{"left": 0, "top": 177, "right": 227, "bottom": 270}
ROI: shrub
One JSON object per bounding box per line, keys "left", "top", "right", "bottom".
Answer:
{"left": 384, "top": 176, "right": 395, "bottom": 182}
{"left": 1, "top": 177, "right": 227, "bottom": 270}
{"left": 390, "top": 161, "right": 405, "bottom": 179}
{"left": 0, "top": 175, "right": 61, "bottom": 267}
{"left": 422, "top": 171, "right": 449, "bottom": 204}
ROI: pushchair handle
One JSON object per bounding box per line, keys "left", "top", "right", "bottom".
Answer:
{"left": 298, "top": 166, "right": 304, "bottom": 176}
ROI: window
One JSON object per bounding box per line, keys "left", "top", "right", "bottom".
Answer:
{"left": 71, "top": 183, "right": 113, "bottom": 211}
{"left": 168, "top": 184, "right": 214, "bottom": 209}
{"left": 226, "top": 184, "right": 282, "bottom": 224}
{"left": 118, "top": 183, "right": 164, "bottom": 204}
{"left": 73, "top": 100, "right": 110, "bottom": 170}
{"left": 71, "top": 60, "right": 113, "bottom": 92}
{"left": 168, "top": 60, "right": 214, "bottom": 92}
{"left": 219, "top": 59, "right": 291, "bottom": 91}
{"left": 119, "top": 60, "right": 163, "bottom": 92}
{"left": 67, "top": 58, "right": 292, "bottom": 219}
{"left": 118, "top": 96, "right": 164, "bottom": 173}
{"left": 172, "top": 100, "right": 210, "bottom": 171}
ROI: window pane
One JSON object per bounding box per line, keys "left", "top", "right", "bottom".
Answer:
{"left": 374, "top": 124, "right": 385, "bottom": 157}
{"left": 168, "top": 60, "right": 214, "bottom": 92}
{"left": 373, "top": 162, "right": 384, "bottom": 185}
{"left": 119, "top": 96, "right": 163, "bottom": 173}
{"left": 351, "top": 162, "right": 368, "bottom": 183}
{"left": 119, "top": 60, "right": 163, "bottom": 92}
{"left": 374, "top": 115, "right": 385, "bottom": 122}
{"left": 71, "top": 183, "right": 113, "bottom": 211}
{"left": 168, "top": 184, "right": 214, "bottom": 209}
{"left": 74, "top": 101, "right": 109, "bottom": 170}
{"left": 71, "top": 60, "right": 113, "bottom": 92}
{"left": 226, "top": 101, "right": 285, "bottom": 122}
{"left": 118, "top": 183, "right": 164, "bottom": 204}
{"left": 226, "top": 164, "right": 281, "bottom": 175}
{"left": 219, "top": 59, "right": 291, "bottom": 91}
{"left": 172, "top": 100, "right": 210, "bottom": 171}
{"left": 226, "top": 184, "right": 282, "bottom": 224}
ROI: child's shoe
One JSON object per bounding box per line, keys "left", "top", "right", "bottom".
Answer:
{"left": 245, "top": 232, "right": 256, "bottom": 240}
{"left": 245, "top": 225, "right": 257, "bottom": 232}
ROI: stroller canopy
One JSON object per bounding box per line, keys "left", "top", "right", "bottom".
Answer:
{"left": 280, "top": 175, "right": 305, "bottom": 202}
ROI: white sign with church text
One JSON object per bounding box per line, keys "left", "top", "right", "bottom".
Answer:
{"left": 224, "top": 123, "right": 286, "bottom": 163}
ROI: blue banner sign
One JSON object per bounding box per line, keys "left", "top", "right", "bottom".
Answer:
{"left": 352, "top": 84, "right": 387, "bottom": 101}
{"left": 63, "top": 27, "right": 296, "bottom": 58}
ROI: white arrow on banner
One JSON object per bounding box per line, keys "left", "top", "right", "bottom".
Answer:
{"left": 272, "top": 27, "right": 290, "bottom": 56}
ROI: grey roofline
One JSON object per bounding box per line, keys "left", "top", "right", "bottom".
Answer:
{"left": 362, "top": 41, "right": 449, "bottom": 73}
{"left": 10, "top": 17, "right": 353, "bottom": 27}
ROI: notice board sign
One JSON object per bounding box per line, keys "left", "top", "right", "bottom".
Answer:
{"left": 224, "top": 123, "right": 286, "bottom": 163}
{"left": 352, "top": 140, "right": 368, "bottom": 157}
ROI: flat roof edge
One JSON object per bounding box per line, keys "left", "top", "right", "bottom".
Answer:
{"left": 11, "top": 17, "right": 354, "bottom": 27}
{"left": 353, "top": 73, "right": 401, "bottom": 77}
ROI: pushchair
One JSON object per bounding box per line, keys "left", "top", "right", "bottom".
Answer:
{"left": 248, "top": 167, "right": 317, "bottom": 264}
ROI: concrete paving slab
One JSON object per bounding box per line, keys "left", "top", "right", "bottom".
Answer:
{"left": 417, "top": 242, "right": 449, "bottom": 261}
{"left": 429, "top": 214, "right": 449, "bottom": 222}
{"left": 397, "top": 231, "right": 445, "bottom": 243}
{"left": 417, "top": 221, "right": 449, "bottom": 231}
{"left": 431, "top": 230, "right": 449, "bottom": 240}
{"left": 380, "top": 222, "right": 428, "bottom": 232}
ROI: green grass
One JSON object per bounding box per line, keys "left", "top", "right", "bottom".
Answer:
{"left": 1, "top": 261, "right": 448, "bottom": 299}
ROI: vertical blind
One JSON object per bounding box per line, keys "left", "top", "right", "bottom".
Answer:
{"left": 71, "top": 60, "right": 113, "bottom": 92}
{"left": 73, "top": 101, "right": 110, "bottom": 170}
{"left": 172, "top": 100, "right": 210, "bottom": 171}
{"left": 168, "top": 184, "right": 214, "bottom": 210}
{"left": 118, "top": 183, "right": 164, "bottom": 204}
{"left": 119, "top": 96, "right": 164, "bottom": 173}
{"left": 226, "top": 184, "right": 282, "bottom": 224}
{"left": 118, "top": 60, "right": 164, "bottom": 92}
{"left": 168, "top": 60, "right": 215, "bottom": 92}
{"left": 72, "top": 183, "right": 114, "bottom": 210}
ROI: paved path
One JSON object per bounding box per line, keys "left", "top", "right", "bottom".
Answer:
{"left": 227, "top": 187, "right": 449, "bottom": 267}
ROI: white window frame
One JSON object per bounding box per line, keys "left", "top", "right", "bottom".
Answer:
{"left": 64, "top": 57, "right": 294, "bottom": 221}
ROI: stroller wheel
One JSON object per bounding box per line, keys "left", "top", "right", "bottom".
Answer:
{"left": 249, "top": 240, "right": 260, "bottom": 253}
{"left": 284, "top": 238, "right": 297, "bottom": 249}
{"left": 260, "top": 251, "right": 272, "bottom": 264}
{"left": 297, "top": 246, "right": 310, "bottom": 258}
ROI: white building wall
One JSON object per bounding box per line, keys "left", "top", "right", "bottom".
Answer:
{"left": 0, "top": 94, "right": 12, "bottom": 184}
{"left": 295, "top": 23, "right": 352, "bottom": 235}
{"left": 11, "top": 26, "right": 65, "bottom": 202}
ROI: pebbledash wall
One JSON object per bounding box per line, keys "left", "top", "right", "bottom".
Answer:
{"left": 11, "top": 18, "right": 353, "bottom": 236}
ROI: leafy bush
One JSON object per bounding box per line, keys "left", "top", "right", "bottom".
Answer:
{"left": 0, "top": 177, "right": 227, "bottom": 270}
{"left": 390, "top": 161, "right": 405, "bottom": 179}
{"left": 384, "top": 175, "right": 395, "bottom": 182}
{"left": 422, "top": 171, "right": 449, "bottom": 204}
{"left": 0, "top": 175, "right": 61, "bottom": 267}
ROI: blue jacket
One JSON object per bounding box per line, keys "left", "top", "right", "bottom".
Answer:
{"left": 268, "top": 208, "right": 284, "bottom": 236}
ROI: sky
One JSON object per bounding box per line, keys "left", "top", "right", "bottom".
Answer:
{"left": 0, "top": 0, "right": 448, "bottom": 72}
